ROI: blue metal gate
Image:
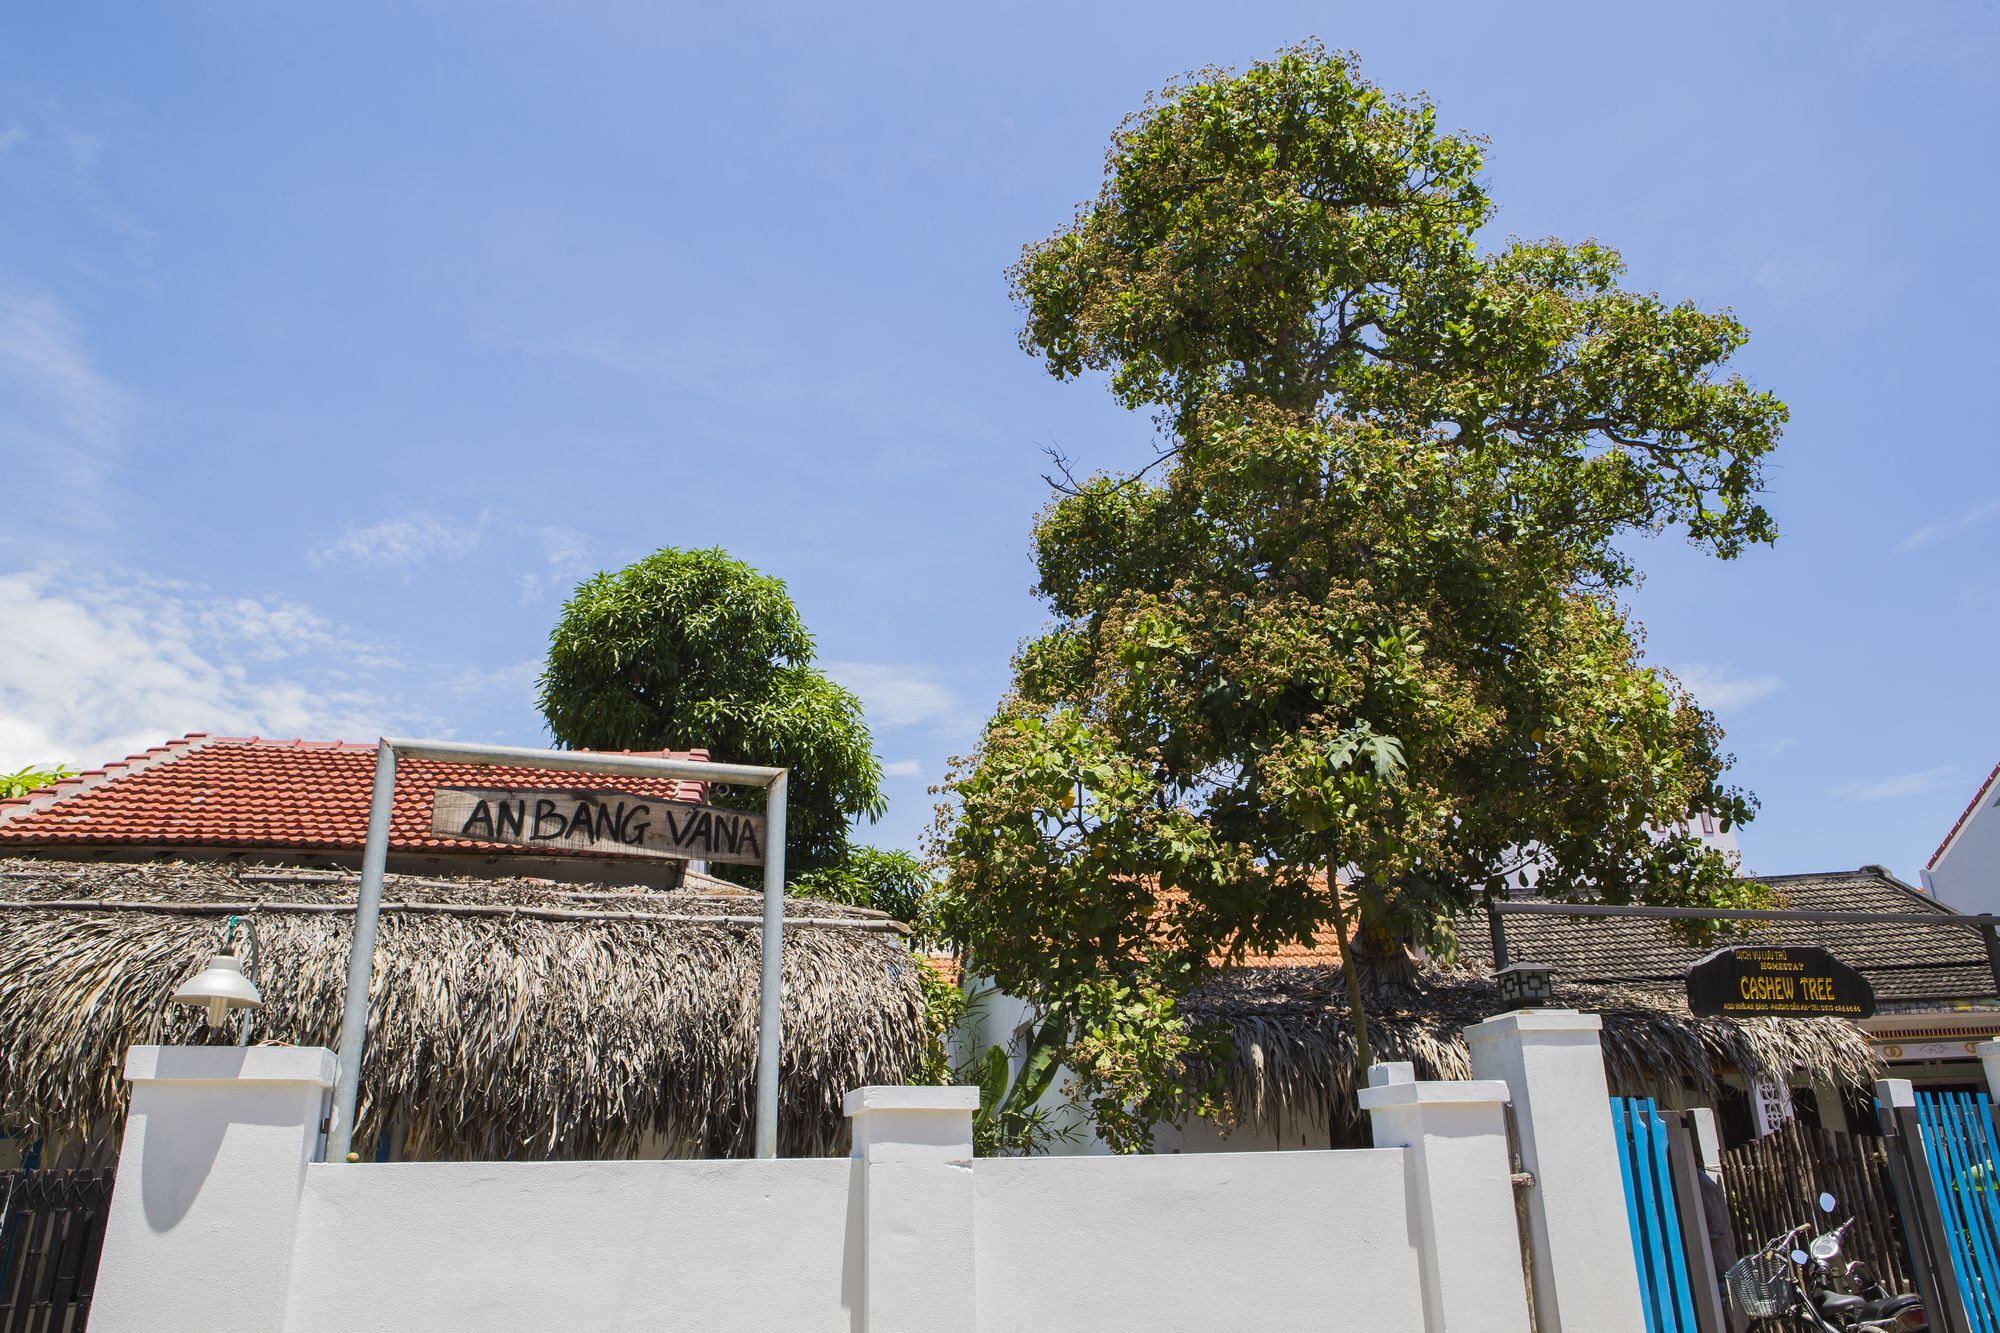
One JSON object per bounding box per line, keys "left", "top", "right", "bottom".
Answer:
{"left": 1914, "top": 1089, "right": 2000, "bottom": 1332}
{"left": 1612, "top": 1096, "right": 1700, "bottom": 1333}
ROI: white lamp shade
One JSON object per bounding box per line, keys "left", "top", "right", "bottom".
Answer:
{"left": 173, "top": 953, "right": 263, "bottom": 1026}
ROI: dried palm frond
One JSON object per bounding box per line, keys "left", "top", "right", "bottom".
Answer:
{"left": 1183, "top": 964, "right": 1883, "bottom": 1144}
{"left": 0, "top": 857, "right": 926, "bottom": 1159}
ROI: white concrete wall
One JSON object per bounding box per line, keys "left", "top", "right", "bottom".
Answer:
{"left": 1466, "top": 1010, "right": 1645, "bottom": 1333}
{"left": 974, "top": 1148, "right": 1424, "bottom": 1330}
{"left": 92, "top": 1044, "right": 1621, "bottom": 1332}
{"left": 90, "top": 1045, "right": 336, "bottom": 1333}
{"left": 282, "top": 1158, "right": 862, "bottom": 1332}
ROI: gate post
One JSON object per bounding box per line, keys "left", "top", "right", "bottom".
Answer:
{"left": 1875, "top": 1078, "right": 1974, "bottom": 1333}
{"left": 845, "top": 1085, "right": 978, "bottom": 1333}
{"left": 88, "top": 1045, "right": 335, "bottom": 1333}
{"left": 1360, "top": 1062, "right": 1532, "bottom": 1333}
{"left": 1464, "top": 1009, "right": 1646, "bottom": 1333}
{"left": 1979, "top": 1041, "right": 2000, "bottom": 1100}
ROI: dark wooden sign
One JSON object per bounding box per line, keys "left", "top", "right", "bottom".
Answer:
{"left": 1685, "top": 945, "right": 1875, "bottom": 1019}
{"left": 430, "top": 786, "right": 767, "bottom": 866}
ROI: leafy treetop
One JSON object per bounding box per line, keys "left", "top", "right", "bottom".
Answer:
{"left": 1011, "top": 40, "right": 1786, "bottom": 560}
{"left": 539, "top": 547, "right": 884, "bottom": 879}
{"left": 943, "top": 44, "right": 1784, "bottom": 1139}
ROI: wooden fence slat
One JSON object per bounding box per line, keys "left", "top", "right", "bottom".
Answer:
{"left": 1718, "top": 1115, "right": 1919, "bottom": 1331}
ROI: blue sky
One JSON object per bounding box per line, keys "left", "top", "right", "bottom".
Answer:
{"left": 1, "top": 4, "right": 1995, "bottom": 890}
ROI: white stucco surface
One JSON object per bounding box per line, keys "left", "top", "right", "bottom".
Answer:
{"left": 972, "top": 1148, "right": 1425, "bottom": 1330}
{"left": 1467, "top": 1009, "right": 1646, "bottom": 1333}
{"left": 92, "top": 1047, "right": 1615, "bottom": 1331}
{"left": 1925, "top": 765, "right": 2000, "bottom": 912}
{"left": 281, "top": 1157, "right": 863, "bottom": 1332}
{"left": 1360, "top": 1063, "right": 1532, "bottom": 1333}
{"left": 90, "top": 1045, "right": 335, "bottom": 1333}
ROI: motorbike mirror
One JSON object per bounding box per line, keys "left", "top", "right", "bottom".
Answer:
{"left": 1818, "top": 1192, "right": 1836, "bottom": 1214}
{"left": 1790, "top": 1248, "right": 1810, "bottom": 1266}
{"left": 1810, "top": 1234, "right": 1841, "bottom": 1261}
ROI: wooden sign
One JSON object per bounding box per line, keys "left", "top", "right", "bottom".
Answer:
{"left": 430, "top": 786, "right": 767, "bottom": 866}
{"left": 1685, "top": 945, "right": 1875, "bottom": 1020}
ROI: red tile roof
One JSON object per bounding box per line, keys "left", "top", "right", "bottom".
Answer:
{"left": 0, "top": 734, "right": 713, "bottom": 858}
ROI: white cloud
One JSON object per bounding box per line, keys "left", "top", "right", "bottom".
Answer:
{"left": 445, "top": 658, "right": 543, "bottom": 703}
{"left": 825, "top": 661, "right": 968, "bottom": 732}
{"left": 1672, "top": 663, "right": 1783, "bottom": 711}
{"left": 0, "top": 294, "right": 125, "bottom": 491}
{"left": 309, "top": 513, "right": 480, "bottom": 574}
{"left": 1898, "top": 497, "right": 2000, "bottom": 553}
{"left": 882, "top": 758, "right": 923, "bottom": 779}
{"left": 0, "top": 568, "right": 422, "bottom": 772}
{"left": 517, "top": 526, "right": 595, "bottom": 606}
{"left": 1834, "top": 766, "right": 1959, "bottom": 804}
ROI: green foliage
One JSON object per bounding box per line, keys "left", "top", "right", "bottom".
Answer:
{"left": 1011, "top": 39, "right": 1786, "bottom": 560}
{"left": 944, "top": 42, "right": 1784, "bottom": 1146}
{"left": 0, "top": 765, "right": 74, "bottom": 800}
{"left": 538, "top": 547, "right": 885, "bottom": 879}
{"left": 968, "top": 1007, "right": 1081, "bottom": 1157}
{"left": 793, "top": 846, "right": 941, "bottom": 943}
{"left": 910, "top": 958, "right": 967, "bottom": 1088}
{"left": 1060, "top": 980, "right": 1230, "bottom": 1154}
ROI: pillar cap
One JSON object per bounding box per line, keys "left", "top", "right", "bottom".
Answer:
{"left": 1357, "top": 1078, "right": 1511, "bottom": 1111}
{"left": 1978, "top": 1040, "right": 2000, "bottom": 1060}
{"left": 844, "top": 1085, "right": 980, "bottom": 1116}
{"left": 125, "top": 1044, "right": 338, "bottom": 1088}
{"left": 1464, "top": 1008, "right": 1603, "bottom": 1041}
{"left": 1874, "top": 1077, "right": 1916, "bottom": 1108}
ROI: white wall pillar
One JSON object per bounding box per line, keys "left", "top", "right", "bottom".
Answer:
{"left": 1464, "top": 1009, "right": 1646, "bottom": 1333}
{"left": 845, "top": 1085, "right": 978, "bottom": 1333}
{"left": 89, "top": 1045, "right": 335, "bottom": 1333}
{"left": 1978, "top": 1041, "right": 2000, "bottom": 1098}
{"left": 1358, "top": 1062, "right": 1531, "bottom": 1333}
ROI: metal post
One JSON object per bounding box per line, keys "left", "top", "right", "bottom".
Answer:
{"left": 1664, "top": 1112, "right": 1728, "bottom": 1333}
{"left": 1487, "top": 897, "right": 1510, "bottom": 969}
{"left": 328, "top": 741, "right": 397, "bottom": 1163}
{"left": 754, "top": 771, "right": 788, "bottom": 1160}
{"left": 323, "top": 737, "right": 788, "bottom": 1164}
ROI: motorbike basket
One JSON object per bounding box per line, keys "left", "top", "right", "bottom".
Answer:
{"left": 1725, "top": 1251, "right": 1794, "bottom": 1318}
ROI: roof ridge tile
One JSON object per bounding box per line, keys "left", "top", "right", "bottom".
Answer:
{"left": 1930, "top": 759, "right": 2000, "bottom": 871}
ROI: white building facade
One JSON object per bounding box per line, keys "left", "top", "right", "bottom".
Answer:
{"left": 1923, "top": 760, "right": 2000, "bottom": 913}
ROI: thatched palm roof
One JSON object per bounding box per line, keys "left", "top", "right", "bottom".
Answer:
{"left": 1184, "top": 963, "right": 1883, "bottom": 1143}
{"left": 0, "top": 857, "right": 927, "bottom": 1159}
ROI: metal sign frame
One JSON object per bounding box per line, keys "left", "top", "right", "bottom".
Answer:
{"left": 326, "top": 738, "right": 789, "bottom": 1162}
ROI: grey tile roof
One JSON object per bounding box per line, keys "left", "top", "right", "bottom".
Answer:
{"left": 1455, "top": 867, "right": 1996, "bottom": 1005}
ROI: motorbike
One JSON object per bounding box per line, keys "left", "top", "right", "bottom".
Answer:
{"left": 1723, "top": 1191, "right": 1927, "bottom": 1331}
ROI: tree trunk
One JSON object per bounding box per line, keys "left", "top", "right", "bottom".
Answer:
{"left": 1326, "top": 864, "right": 1374, "bottom": 1075}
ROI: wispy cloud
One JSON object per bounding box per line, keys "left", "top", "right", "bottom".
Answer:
{"left": 0, "top": 294, "right": 125, "bottom": 480}
{"left": 445, "top": 658, "right": 543, "bottom": 703}
{"left": 1899, "top": 498, "right": 2000, "bottom": 553}
{"left": 0, "top": 126, "right": 25, "bottom": 154}
{"left": 517, "top": 525, "right": 595, "bottom": 606}
{"left": 882, "top": 758, "right": 924, "bottom": 779}
{"left": 1834, "top": 766, "right": 1958, "bottom": 804}
{"left": 825, "top": 661, "right": 970, "bottom": 733}
{"left": 1673, "top": 663, "right": 1783, "bottom": 711}
{"left": 309, "top": 513, "right": 480, "bottom": 575}
{"left": 0, "top": 568, "right": 425, "bottom": 771}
